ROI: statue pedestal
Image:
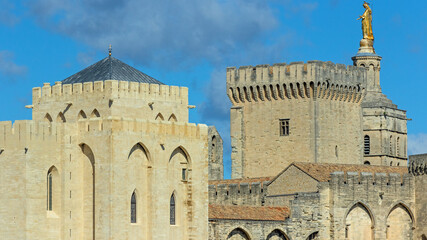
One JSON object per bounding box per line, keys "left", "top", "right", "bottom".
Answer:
{"left": 357, "top": 39, "right": 375, "bottom": 54}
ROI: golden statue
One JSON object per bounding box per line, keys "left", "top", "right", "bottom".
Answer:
{"left": 357, "top": 2, "right": 374, "bottom": 41}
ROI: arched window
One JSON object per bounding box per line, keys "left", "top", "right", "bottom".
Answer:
{"left": 170, "top": 193, "right": 176, "bottom": 225}
{"left": 364, "top": 135, "right": 370, "bottom": 155}
{"left": 389, "top": 136, "right": 393, "bottom": 155}
{"left": 131, "top": 191, "right": 137, "bottom": 223}
{"left": 47, "top": 166, "right": 60, "bottom": 212}
{"left": 364, "top": 161, "right": 371, "bottom": 165}
{"left": 307, "top": 231, "right": 319, "bottom": 240}
{"left": 47, "top": 171, "right": 53, "bottom": 211}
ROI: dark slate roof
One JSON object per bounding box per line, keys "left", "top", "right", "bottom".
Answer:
{"left": 61, "top": 56, "right": 164, "bottom": 85}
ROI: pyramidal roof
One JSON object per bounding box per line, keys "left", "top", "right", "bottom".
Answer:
{"left": 61, "top": 56, "right": 164, "bottom": 85}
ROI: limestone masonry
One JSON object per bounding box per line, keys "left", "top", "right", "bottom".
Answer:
{"left": 0, "top": 24, "right": 425, "bottom": 240}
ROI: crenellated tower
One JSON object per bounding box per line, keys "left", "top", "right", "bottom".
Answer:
{"left": 227, "top": 61, "right": 367, "bottom": 178}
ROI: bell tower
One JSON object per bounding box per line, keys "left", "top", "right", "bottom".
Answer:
{"left": 352, "top": 2, "right": 408, "bottom": 167}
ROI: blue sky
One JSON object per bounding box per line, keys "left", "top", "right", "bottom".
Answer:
{"left": 1, "top": 0, "right": 426, "bottom": 178}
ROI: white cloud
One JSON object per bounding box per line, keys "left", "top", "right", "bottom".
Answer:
{"left": 26, "top": 0, "right": 318, "bottom": 68}
{"left": 408, "top": 133, "right": 427, "bottom": 155}
{"left": 0, "top": 0, "right": 20, "bottom": 26}
{"left": 27, "top": 0, "right": 279, "bottom": 68}
{"left": 0, "top": 51, "right": 27, "bottom": 80}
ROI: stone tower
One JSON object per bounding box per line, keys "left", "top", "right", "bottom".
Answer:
{"left": 208, "top": 126, "right": 224, "bottom": 180}
{"left": 0, "top": 55, "right": 209, "bottom": 239}
{"left": 352, "top": 38, "right": 408, "bottom": 167}
{"left": 227, "top": 61, "right": 367, "bottom": 179}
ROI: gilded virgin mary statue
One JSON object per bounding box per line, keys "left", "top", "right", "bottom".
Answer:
{"left": 357, "top": 2, "right": 374, "bottom": 41}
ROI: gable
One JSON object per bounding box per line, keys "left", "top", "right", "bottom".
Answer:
{"left": 267, "top": 165, "right": 319, "bottom": 196}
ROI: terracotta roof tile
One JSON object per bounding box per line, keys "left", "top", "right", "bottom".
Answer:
{"left": 292, "top": 162, "right": 408, "bottom": 182}
{"left": 209, "top": 177, "right": 273, "bottom": 186}
{"left": 209, "top": 204, "right": 290, "bottom": 221}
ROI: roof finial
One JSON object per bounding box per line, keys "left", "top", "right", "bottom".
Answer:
{"left": 108, "top": 44, "right": 112, "bottom": 56}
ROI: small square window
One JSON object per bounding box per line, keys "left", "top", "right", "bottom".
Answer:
{"left": 279, "top": 119, "right": 290, "bottom": 136}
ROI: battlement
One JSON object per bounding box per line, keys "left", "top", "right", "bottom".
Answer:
{"left": 0, "top": 118, "right": 207, "bottom": 148}
{"left": 226, "top": 61, "right": 367, "bottom": 104}
{"left": 330, "top": 171, "right": 412, "bottom": 189}
{"left": 208, "top": 180, "right": 269, "bottom": 206}
{"left": 32, "top": 80, "right": 188, "bottom": 104}
{"left": 409, "top": 154, "right": 427, "bottom": 176}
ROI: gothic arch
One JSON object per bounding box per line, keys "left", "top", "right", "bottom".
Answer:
{"left": 78, "top": 110, "right": 87, "bottom": 119}
{"left": 155, "top": 113, "right": 164, "bottom": 121}
{"left": 56, "top": 112, "right": 66, "bottom": 122}
{"left": 128, "top": 143, "right": 150, "bottom": 235}
{"left": 386, "top": 202, "right": 415, "bottom": 223}
{"left": 169, "top": 146, "right": 191, "bottom": 165}
{"left": 386, "top": 202, "right": 414, "bottom": 239}
{"left": 168, "top": 114, "right": 177, "bottom": 122}
{"left": 267, "top": 229, "right": 290, "bottom": 240}
{"left": 306, "top": 231, "right": 319, "bottom": 240}
{"left": 91, "top": 109, "right": 100, "bottom": 118}
{"left": 44, "top": 113, "right": 53, "bottom": 122}
{"left": 345, "top": 202, "right": 374, "bottom": 240}
{"left": 79, "top": 143, "right": 95, "bottom": 239}
{"left": 227, "top": 227, "right": 251, "bottom": 240}
{"left": 128, "top": 142, "right": 151, "bottom": 163}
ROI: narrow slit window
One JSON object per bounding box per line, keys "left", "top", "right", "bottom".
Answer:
{"left": 131, "top": 192, "right": 137, "bottom": 223}
{"left": 279, "top": 119, "right": 290, "bottom": 136}
{"left": 47, "top": 172, "right": 53, "bottom": 211}
{"left": 170, "top": 194, "right": 176, "bottom": 225}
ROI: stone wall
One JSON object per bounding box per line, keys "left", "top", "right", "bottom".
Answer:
{"left": 208, "top": 191, "right": 323, "bottom": 240}
{"left": 329, "top": 171, "right": 415, "bottom": 240}
{"left": 209, "top": 181, "right": 268, "bottom": 206}
{"left": 409, "top": 154, "right": 427, "bottom": 239}
{"left": 208, "top": 126, "right": 224, "bottom": 180}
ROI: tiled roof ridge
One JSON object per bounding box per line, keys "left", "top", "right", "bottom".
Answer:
{"left": 291, "top": 162, "right": 408, "bottom": 182}
{"left": 208, "top": 204, "right": 290, "bottom": 221}
{"left": 209, "top": 176, "right": 274, "bottom": 186}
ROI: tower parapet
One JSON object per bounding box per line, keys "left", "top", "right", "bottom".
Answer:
{"left": 31, "top": 80, "right": 190, "bottom": 124}
{"left": 33, "top": 80, "right": 188, "bottom": 104}
{"left": 227, "top": 61, "right": 366, "bottom": 105}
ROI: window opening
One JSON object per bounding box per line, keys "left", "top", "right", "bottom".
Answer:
{"left": 47, "top": 172, "right": 53, "bottom": 211}
{"left": 364, "top": 135, "right": 370, "bottom": 155}
{"left": 170, "top": 194, "right": 176, "bottom": 225}
{"left": 131, "top": 192, "right": 137, "bottom": 223}
{"left": 279, "top": 119, "right": 290, "bottom": 136}
{"left": 182, "top": 168, "right": 187, "bottom": 181}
